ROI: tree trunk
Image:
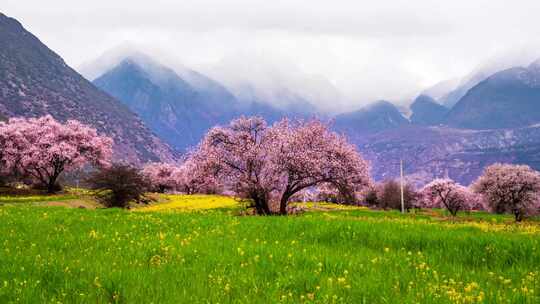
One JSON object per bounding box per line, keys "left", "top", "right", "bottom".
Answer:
{"left": 158, "top": 185, "right": 166, "bottom": 193}
{"left": 514, "top": 210, "right": 523, "bottom": 222}
{"left": 279, "top": 195, "right": 289, "bottom": 215}
{"left": 253, "top": 196, "right": 271, "bottom": 215}
{"left": 46, "top": 179, "right": 57, "bottom": 194}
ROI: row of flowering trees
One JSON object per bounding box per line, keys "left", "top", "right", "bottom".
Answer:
{"left": 364, "top": 164, "right": 540, "bottom": 221}
{"left": 423, "top": 164, "right": 540, "bottom": 221}
{"left": 1, "top": 115, "right": 539, "bottom": 219}
{"left": 141, "top": 160, "right": 218, "bottom": 195}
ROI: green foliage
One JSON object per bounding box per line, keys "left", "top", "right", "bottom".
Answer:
{"left": 0, "top": 199, "right": 539, "bottom": 303}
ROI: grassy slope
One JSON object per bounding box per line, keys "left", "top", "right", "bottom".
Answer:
{"left": 0, "top": 195, "right": 539, "bottom": 303}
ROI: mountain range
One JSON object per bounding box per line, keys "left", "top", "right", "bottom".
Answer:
{"left": 0, "top": 13, "right": 175, "bottom": 163}
{"left": 446, "top": 61, "right": 540, "bottom": 129}
{"left": 93, "top": 55, "right": 239, "bottom": 150}
{"left": 334, "top": 100, "right": 409, "bottom": 134}
{"left": 408, "top": 95, "right": 448, "bottom": 126}
{"left": 3, "top": 12, "right": 540, "bottom": 185}
{"left": 90, "top": 53, "right": 314, "bottom": 151}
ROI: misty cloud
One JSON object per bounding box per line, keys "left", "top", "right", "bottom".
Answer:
{"left": 4, "top": 0, "right": 540, "bottom": 109}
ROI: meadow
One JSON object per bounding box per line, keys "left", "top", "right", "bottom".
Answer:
{"left": 0, "top": 193, "right": 539, "bottom": 303}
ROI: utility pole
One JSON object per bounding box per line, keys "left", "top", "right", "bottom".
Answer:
{"left": 400, "top": 159, "right": 405, "bottom": 213}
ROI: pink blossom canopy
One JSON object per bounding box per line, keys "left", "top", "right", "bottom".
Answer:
{"left": 0, "top": 115, "right": 112, "bottom": 191}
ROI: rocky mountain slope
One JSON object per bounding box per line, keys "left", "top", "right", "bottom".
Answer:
{"left": 0, "top": 13, "right": 175, "bottom": 163}
{"left": 410, "top": 95, "right": 448, "bottom": 126}
{"left": 5, "top": 11, "right": 540, "bottom": 184}
{"left": 348, "top": 125, "right": 540, "bottom": 185}
{"left": 92, "top": 54, "right": 320, "bottom": 150}
{"left": 334, "top": 100, "right": 409, "bottom": 135}
{"left": 93, "top": 56, "right": 285, "bottom": 150}
{"left": 94, "top": 56, "right": 244, "bottom": 150}
{"left": 447, "top": 61, "right": 540, "bottom": 129}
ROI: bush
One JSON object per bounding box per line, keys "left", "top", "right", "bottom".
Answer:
{"left": 375, "top": 180, "right": 419, "bottom": 211}
{"left": 364, "top": 188, "right": 379, "bottom": 206}
{"left": 87, "top": 164, "right": 151, "bottom": 208}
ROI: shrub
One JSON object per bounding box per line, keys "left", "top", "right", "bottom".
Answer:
{"left": 87, "top": 164, "right": 151, "bottom": 208}
{"left": 375, "top": 180, "right": 419, "bottom": 211}
{"left": 364, "top": 187, "right": 379, "bottom": 206}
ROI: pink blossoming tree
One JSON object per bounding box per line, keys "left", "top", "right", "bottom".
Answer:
{"left": 420, "top": 178, "right": 476, "bottom": 216}
{"left": 0, "top": 115, "right": 113, "bottom": 193}
{"left": 269, "top": 119, "right": 372, "bottom": 213}
{"left": 191, "top": 116, "right": 372, "bottom": 215}
{"left": 142, "top": 162, "right": 178, "bottom": 193}
{"left": 191, "top": 117, "right": 280, "bottom": 214}
{"left": 472, "top": 163, "right": 540, "bottom": 221}
{"left": 172, "top": 157, "right": 222, "bottom": 194}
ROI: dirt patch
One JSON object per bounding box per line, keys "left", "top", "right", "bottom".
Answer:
{"left": 44, "top": 199, "right": 101, "bottom": 209}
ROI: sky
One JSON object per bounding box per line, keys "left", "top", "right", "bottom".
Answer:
{"left": 4, "top": 0, "right": 540, "bottom": 110}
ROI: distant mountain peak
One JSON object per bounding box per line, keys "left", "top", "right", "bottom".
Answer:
{"left": 528, "top": 57, "right": 540, "bottom": 70}
{"left": 114, "top": 58, "right": 144, "bottom": 74}
{"left": 421, "top": 78, "right": 460, "bottom": 101}
{"left": 410, "top": 95, "right": 448, "bottom": 126}
{"left": 446, "top": 62, "right": 540, "bottom": 129}
{"left": 93, "top": 53, "right": 246, "bottom": 151}
{"left": 365, "top": 100, "right": 395, "bottom": 109}
{"left": 334, "top": 100, "right": 409, "bottom": 136}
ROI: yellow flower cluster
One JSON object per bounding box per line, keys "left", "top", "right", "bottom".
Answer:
{"left": 135, "top": 194, "right": 239, "bottom": 212}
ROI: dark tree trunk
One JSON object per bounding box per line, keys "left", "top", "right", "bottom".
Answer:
{"left": 46, "top": 180, "right": 57, "bottom": 194}
{"left": 253, "top": 196, "right": 271, "bottom": 215}
{"left": 514, "top": 210, "right": 523, "bottom": 222}
{"left": 494, "top": 201, "right": 506, "bottom": 214}
{"left": 158, "top": 185, "right": 166, "bottom": 193}
{"left": 279, "top": 195, "right": 289, "bottom": 215}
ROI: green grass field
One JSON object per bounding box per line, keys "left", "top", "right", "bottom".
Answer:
{"left": 0, "top": 193, "right": 539, "bottom": 303}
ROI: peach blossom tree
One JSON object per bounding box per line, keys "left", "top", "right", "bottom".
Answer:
{"left": 472, "top": 163, "right": 540, "bottom": 221}
{"left": 269, "top": 119, "right": 372, "bottom": 213}
{"left": 420, "top": 178, "right": 476, "bottom": 216}
{"left": 0, "top": 115, "right": 112, "bottom": 193}
{"left": 172, "top": 158, "right": 222, "bottom": 194}
{"left": 191, "top": 116, "right": 372, "bottom": 215}
{"left": 141, "top": 162, "right": 177, "bottom": 193}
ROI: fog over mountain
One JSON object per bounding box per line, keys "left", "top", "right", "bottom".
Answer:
{"left": 5, "top": 1, "right": 540, "bottom": 185}
{"left": 80, "top": 45, "right": 346, "bottom": 114}
{"left": 437, "top": 50, "right": 540, "bottom": 108}
{"left": 6, "top": 0, "right": 540, "bottom": 110}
